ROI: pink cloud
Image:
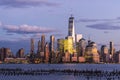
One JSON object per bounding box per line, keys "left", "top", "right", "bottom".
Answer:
{"left": 2, "top": 24, "right": 56, "bottom": 34}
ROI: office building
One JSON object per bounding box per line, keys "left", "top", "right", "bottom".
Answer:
{"left": 0, "top": 48, "right": 12, "bottom": 61}
{"left": 68, "top": 15, "right": 75, "bottom": 43}
{"left": 62, "top": 51, "right": 71, "bottom": 63}
{"left": 64, "top": 36, "right": 74, "bottom": 54}
{"left": 109, "top": 41, "right": 115, "bottom": 55}
{"left": 16, "top": 48, "right": 24, "bottom": 58}
{"left": 57, "top": 39, "right": 64, "bottom": 53}
{"left": 49, "top": 35, "right": 55, "bottom": 52}
{"left": 101, "top": 45, "right": 109, "bottom": 63}
{"left": 44, "top": 42, "right": 49, "bottom": 63}
{"left": 41, "top": 34, "right": 45, "bottom": 52}
{"left": 77, "top": 38, "right": 86, "bottom": 56}
{"left": 85, "top": 41, "right": 100, "bottom": 63}
{"left": 75, "top": 34, "right": 82, "bottom": 42}
{"left": 113, "top": 51, "right": 120, "bottom": 63}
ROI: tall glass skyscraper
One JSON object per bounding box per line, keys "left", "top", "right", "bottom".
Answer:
{"left": 68, "top": 15, "right": 75, "bottom": 43}
{"left": 50, "top": 35, "right": 55, "bottom": 52}
{"left": 41, "top": 34, "right": 45, "bottom": 52}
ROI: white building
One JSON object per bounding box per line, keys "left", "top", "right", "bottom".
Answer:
{"left": 75, "top": 34, "right": 82, "bottom": 42}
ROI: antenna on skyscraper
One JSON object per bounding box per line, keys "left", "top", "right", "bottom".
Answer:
{"left": 70, "top": 8, "right": 73, "bottom": 17}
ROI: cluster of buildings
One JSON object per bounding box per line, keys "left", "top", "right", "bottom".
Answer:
{"left": 0, "top": 16, "right": 120, "bottom": 64}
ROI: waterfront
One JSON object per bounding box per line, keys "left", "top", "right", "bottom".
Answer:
{"left": 0, "top": 64, "right": 120, "bottom": 80}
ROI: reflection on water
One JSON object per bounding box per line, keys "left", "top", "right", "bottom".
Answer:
{"left": 0, "top": 64, "right": 120, "bottom": 80}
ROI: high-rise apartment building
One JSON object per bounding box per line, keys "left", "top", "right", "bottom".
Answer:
{"left": 50, "top": 35, "right": 55, "bottom": 52}
{"left": 16, "top": 48, "right": 24, "bottom": 58}
{"left": 101, "top": 45, "right": 109, "bottom": 63}
{"left": 41, "top": 34, "right": 45, "bottom": 52}
{"left": 44, "top": 42, "right": 49, "bottom": 63}
{"left": 0, "top": 48, "right": 12, "bottom": 61}
{"left": 78, "top": 38, "right": 86, "bottom": 56}
{"left": 68, "top": 15, "right": 75, "bottom": 43}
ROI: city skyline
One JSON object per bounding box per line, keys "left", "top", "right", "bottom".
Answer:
{"left": 0, "top": 0, "right": 120, "bottom": 53}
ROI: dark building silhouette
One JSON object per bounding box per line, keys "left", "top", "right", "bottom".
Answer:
{"left": 16, "top": 48, "right": 24, "bottom": 58}
{"left": 109, "top": 41, "right": 114, "bottom": 55}
{"left": 0, "top": 48, "right": 12, "bottom": 61}
{"left": 49, "top": 35, "right": 55, "bottom": 63}
{"left": 30, "top": 38, "right": 34, "bottom": 54}
{"left": 37, "top": 40, "right": 41, "bottom": 57}
{"left": 109, "top": 41, "right": 115, "bottom": 62}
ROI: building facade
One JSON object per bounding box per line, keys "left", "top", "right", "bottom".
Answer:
{"left": 16, "top": 48, "right": 24, "bottom": 58}
{"left": 49, "top": 35, "right": 55, "bottom": 52}
{"left": 41, "top": 34, "right": 45, "bottom": 52}
{"left": 85, "top": 41, "right": 100, "bottom": 63}
{"left": 68, "top": 15, "right": 75, "bottom": 43}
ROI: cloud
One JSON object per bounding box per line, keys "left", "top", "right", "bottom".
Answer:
{"left": 76, "top": 19, "right": 112, "bottom": 23}
{"left": 81, "top": 17, "right": 120, "bottom": 30}
{"left": 0, "top": 0, "right": 59, "bottom": 8}
{"left": 76, "top": 17, "right": 120, "bottom": 23}
{"left": 86, "top": 23, "right": 120, "bottom": 30}
{"left": 0, "top": 23, "right": 56, "bottom": 34}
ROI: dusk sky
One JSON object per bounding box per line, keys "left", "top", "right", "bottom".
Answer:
{"left": 0, "top": 0, "right": 120, "bottom": 53}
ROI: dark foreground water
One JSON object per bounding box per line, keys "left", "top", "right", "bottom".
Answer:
{"left": 0, "top": 64, "right": 120, "bottom": 80}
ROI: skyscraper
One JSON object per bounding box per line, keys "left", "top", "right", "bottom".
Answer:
{"left": 0, "top": 48, "right": 12, "bottom": 61}
{"left": 68, "top": 15, "right": 75, "bottom": 43}
{"left": 85, "top": 41, "right": 100, "bottom": 63}
{"left": 64, "top": 36, "right": 74, "bottom": 54}
{"left": 57, "top": 39, "right": 64, "bottom": 53}
{"left": 101, "top": 45, "right": 109, "bottom": 56}
{"left": 16, "top": 48, "right": 24, "bottom": 58}
{"left": 41, "top": 34, "right": 45, "bottom": 52}
{"left": 109, "top": 41, "right": 114, "bottom": 55}
{"left": 30, "top": 38, "right": 34, "bottom": 54}
{"left": 101, "top": 45, "right": 109, "bottom": 63}
{"left": 44, "top": 42, "right": 49, "bottom": 63}
{"left": 50, "top": 35, "right": 55, "bottom": 52}
{"left": 78, "top": 38, "right": 86, "bottom": 56}
{"left": 37, "top": 40, "right": 41, "bottom": 54}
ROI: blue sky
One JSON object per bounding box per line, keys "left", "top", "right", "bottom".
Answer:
{"left": 0, "top": 0, "right": 120, "bottom": 53}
